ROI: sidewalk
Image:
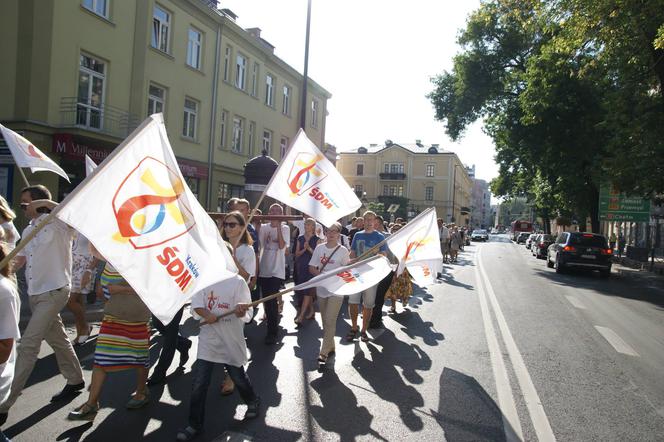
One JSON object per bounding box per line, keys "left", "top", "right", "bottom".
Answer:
{"left": 612, "top": 256, "right": 664, "bottom": 288}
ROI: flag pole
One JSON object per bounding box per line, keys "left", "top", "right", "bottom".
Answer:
{"left": 16, "top": 167, "right": 30, "bottom": 188}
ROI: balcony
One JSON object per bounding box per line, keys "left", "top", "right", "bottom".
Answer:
{"left": 60, "top": 97, "right": 142, "bottom": 139}
{"left": 379, "top": 172, "right": 407, "bottom": 180}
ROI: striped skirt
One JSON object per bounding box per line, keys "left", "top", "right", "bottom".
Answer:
{"left": 93, "top": 315, "right": 150, "bottom": 372}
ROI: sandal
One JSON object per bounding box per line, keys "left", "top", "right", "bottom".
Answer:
{"left": 345, "top": 328, "right": 359, "bottom": 342}
{"left": 67, "top": 402, "right": 99, "bottom": 421}
{"left": 126, "top": 390, "right": 150, "bottom": 409}
{"left": 360, "top": 331, "right": 370, "bottom": 342}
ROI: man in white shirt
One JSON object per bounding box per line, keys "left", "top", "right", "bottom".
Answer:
{"left": 0, "top": 185, "right": 84, "bottom": 419}
{"left": 258, "top": 204, "right": 289, "bottom": 345}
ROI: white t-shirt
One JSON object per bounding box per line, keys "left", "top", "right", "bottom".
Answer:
{"left": 0, "top": 276, "right": 20, "bottom": 406}
{"left": 258, "top": 223, "right": 290, "bottom": 279}
{"left": 72, "top": 231, "right": 91, "bottom": 256}
{"left": 191, "top": 275, "right": 253, "bottom": 367}
{"left": 235, "top": 243, "right": 256, "bottom": 278}
{"left": 0, "top": 221, "right": 20, "bottom": 250}
{"left": 309, "top": 242, "right": 350, "bottom": 298}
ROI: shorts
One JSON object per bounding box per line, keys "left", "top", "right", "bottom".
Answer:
{"left": 348, "top": 284, "right": 378, "bottom": 308}
{"left": 71, "top": 253, "right": 96, "bottom": 294}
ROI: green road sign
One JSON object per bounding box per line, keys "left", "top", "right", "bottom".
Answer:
{"left": 599, "top": 184, "right": 650, "bottom": 222}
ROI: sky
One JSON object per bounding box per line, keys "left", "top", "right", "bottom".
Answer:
{"left": 221, "top": 0, "right": 499, "bottom": 183}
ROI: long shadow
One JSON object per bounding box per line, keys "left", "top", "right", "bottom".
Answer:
{"left": 532, "top": 266, "right": 664, "bottom": 309}
{"left": 433, "top": 367, "right": 514, "bottom": 441}
{"left": 292, "top": 314, "right": 324, "bottom": 372}
{"left": 437, "top": 273, "right": 475, "bottom": 291}
{"left": 4, "top": 395, "right": 80, "bottom": 439}
{"left": 388, "top": 310, "right": 445, "bottom": 347}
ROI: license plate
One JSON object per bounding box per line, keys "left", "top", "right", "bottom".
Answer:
{"left": 581, "top": 254, "right": 596, "bottom": 259}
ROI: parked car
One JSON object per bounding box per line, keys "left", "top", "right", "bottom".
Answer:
{"left": 471, "top": 229, "right": 489, "bottom": 241}
{"left": 516, "top": 232, "right": 530, "bottom": 244}
{"left": 525, "top": 233, "right": 538, "bottom": 249}
{"left": 547, "top": 232, "right": 612, "bottom": 277}
{"left": 531, "top": 234, "right": 555, "bottom": 259}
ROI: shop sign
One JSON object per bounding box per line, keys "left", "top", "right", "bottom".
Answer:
{"left": 53, "top": 134, "right": 111, "bottom": 163}
{"left": 177, "top": 159, "right": 208, "bottom": 179}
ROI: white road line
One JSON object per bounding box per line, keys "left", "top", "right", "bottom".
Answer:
{"left": 564, "top": 295, "right": 587, "bottom": 310}
{"left": 474, "top": 263, "right": 524, "bottom": 442}
{"left": 478, "top": 248, "right": 557, "bottom": 442}
{"left": 594, "top": 326, "right": 640, "bottom": 357}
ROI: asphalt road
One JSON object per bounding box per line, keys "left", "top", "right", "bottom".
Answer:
{"left": 3, "top": 235, "right": 664, "bottom": 441}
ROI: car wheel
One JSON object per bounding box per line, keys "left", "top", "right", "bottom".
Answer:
{"left": 546, "top": 254, "right": 554, "bottom": 268}
{"left": 555, "top": 257, "right": 565, "bottom": 273}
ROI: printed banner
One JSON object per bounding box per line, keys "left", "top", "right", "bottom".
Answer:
{"left": 0, "top": 123, "right": 70, "bottom": 181}
{"left": 386, "top": 207, "right": 443, "bottom": 275}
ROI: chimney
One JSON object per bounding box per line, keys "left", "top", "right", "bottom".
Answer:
{"left": 246, "top": 27, "right": 261, "bottom": 39}
{"left": 416, "top": 139, "right": 422, "bottom": 147}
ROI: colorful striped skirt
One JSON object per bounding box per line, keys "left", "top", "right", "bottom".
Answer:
{"left": 93, "top": 315, "right": 150, "bottom": 372}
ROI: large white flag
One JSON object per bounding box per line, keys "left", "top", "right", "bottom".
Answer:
{"left": 265, "top": 129, "right": 361, "bottom": 227}
{"left": 295, "top": 255, "right": 392, "bottom": 296}
{"left": 0, "top": 123, "right": 70, "bottom": 182}
{"left": 55, "top": 114, "right": 236, "bottom": 323}
{"left": 407, "top": 260, "right": 442, "bottom": 287}
{"left": 85, "top": 154, "right": 97, "bottom": 177}
{"left": 386, "top": 207, "right": 442, "bottom": 275}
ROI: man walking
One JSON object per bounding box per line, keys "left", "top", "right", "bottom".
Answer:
{"left": 0, "top": 185, "right": 85, "bottom": 422}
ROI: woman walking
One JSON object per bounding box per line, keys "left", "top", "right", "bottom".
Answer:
{"left": 450, "top": 227, "right": 461, "bottom": 263}
{"left": 0, "top": 244, "right": 20, "bottom": 442}
{"left": 294, "top": 218, "right": 320, "bottom": 325}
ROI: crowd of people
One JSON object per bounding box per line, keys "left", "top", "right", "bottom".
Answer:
{"left": 0, "top": 187, "right": 466, "bottom": 441}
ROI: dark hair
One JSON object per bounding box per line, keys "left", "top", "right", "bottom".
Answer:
{"left": 221, "top": 211, "right": 253, "bottom": 246}
{"left": 0, "top": 243, "right": 11, "bottom": 277}
{"left": 21, "top": 185, "right": 51, "bottom": 201}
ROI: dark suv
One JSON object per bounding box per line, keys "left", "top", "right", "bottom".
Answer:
{"left": 547, "top": 232, "right": 612, "bottom": 277}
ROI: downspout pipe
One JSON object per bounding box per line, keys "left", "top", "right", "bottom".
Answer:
{"left": 206, "top": 21, "right": 222, "bottom": 210}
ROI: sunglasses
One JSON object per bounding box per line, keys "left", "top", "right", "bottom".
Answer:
{"left": 223, "top": 222, "right": 239, "bottom": 228}
{"left": 19, "top": 203, "right": 29, "bottom": 210}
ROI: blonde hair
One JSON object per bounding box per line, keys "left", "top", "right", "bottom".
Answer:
{"left": 0, "top": 196, "right": 16, "bottom": 222}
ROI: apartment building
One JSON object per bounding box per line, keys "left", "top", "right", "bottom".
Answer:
{"left": 470, "top": 178, "right": 492, "bottom": 229}
{"left": 336, "top": 140, "right": 472, "bottom": 224}
{"left": 0, "top": 0, "right": 330, "bottom": 214}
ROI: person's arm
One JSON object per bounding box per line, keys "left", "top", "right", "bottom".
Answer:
{"left": 309, "top": 265, "right": 320, "bottom": 276}
{"left": 80, "top": 256, "right": 100, "bottom": 289}
{"left": 277, "top": 224, "right": 286, "bottom": 250}
{"left": 0, "top": 338, "right": 13, "bottom": 364}
{"left": 12, "top": 255, "right": 26, "bottom": 271}
{"left": 295, "top": 238, "right": 306, "bottom": 257}
{"left": 194, "top": 307, "right": 218, "bottom": 324}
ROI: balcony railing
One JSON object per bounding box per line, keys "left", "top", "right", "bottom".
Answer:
{"left": 60, "top": 97, "right": 142, "bottom": 139}
{"left": 379, "top": 172, "right": 407, "bottom": 180}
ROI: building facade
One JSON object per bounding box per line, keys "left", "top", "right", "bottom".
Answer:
{"left": 0, "top": 0, "right": 330, "bottom": 218}
{"left": 336, "top": 141, "right": 472, "bottom": 224}
{"left": 470, "top": 178, "right": 492, "bottom": 229}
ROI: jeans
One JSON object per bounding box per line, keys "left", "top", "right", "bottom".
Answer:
{"left": 151, "top": 307, "right": 189, "bottom": 378}
{"left": 259, "top": 277, "right": 282, "bottom": 338}
{"left": 371, "top": 271, "right": 394, "bottom": 325}
{"left": 188, "top": 359, "right": 257, "bottom": 430}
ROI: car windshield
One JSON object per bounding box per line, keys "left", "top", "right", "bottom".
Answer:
{"left": 542, "top": 234, "right": 554, "bottom": 241}
{"left": 569, "top": 234, "right": 608, "bottom": 248}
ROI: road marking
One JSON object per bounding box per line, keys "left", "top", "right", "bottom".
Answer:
{"left": 474, "top": 263, "right": 524, "bottom": 442}
{"left": 477, "top": 248, "right": 557, "bottom": 442}
{"left": 594, "top": 326, "right": 640, "bottom": 357}
{"left": 564, "top": 295, "right": 586, "bottom": 310}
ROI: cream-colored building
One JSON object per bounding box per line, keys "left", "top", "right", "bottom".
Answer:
{"left": 0, "top": 0, "right": 330, "bottom": 216}
{"left": 337, "top": 141, "right": 472, "bottom": 224}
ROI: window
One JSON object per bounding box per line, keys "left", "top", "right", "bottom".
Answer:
{"left": 384, "top": 163, "right": 404, "bottom": 173}
{"left": 147, "top": 84, "right": 165, "bottom": 116}
{"left": 262, "top": 130, "right": 272, "bottom": 155}
{"left": 223, "top": 46, "right": 231, "bottom": 82}
{"left": 251, "top": 62, "right": 259, "bottom": 97}
{"left": 425, "top": 186, "right": 434, "bottom": 201}
{"left": 235, "top": 54, "right": 247, "bottom": 90}
{"left": 265, "top": 74, "right": 274, "bottom": 107}
{"left": 248, "top": 121, "right": 255, "bottom": 155}
{"left": 232, "top": 117, "right": 243, "bottom": 153}
{"left": 218, "top": 183, "right": 244, "bottom": 209}
{"left": 186, "top": 28, "right": 202, "bottom": 69}
{"left": 82, "top": 0, "right": 108, "bottom": 18}
{"left": 77, "top": 54, "right": 106, "bottom": 129}
{"left": 354, "top": 184, "right": 363, "bottom": 198}
{"left": 183, "top": 98, "right": 197, "bottom": 139}
{"left": 383, "top": 185, "right": 404, "bottom": 196}
{"left": 311, "top": 99, "right": 319, "bottom": 128}
{"left": 426, "top": 164, "right": 435, "bottom": 177}
{"left": 280, "top": 136, "right": 288, "bottom": 159}
{"left": 151, "top": 5, "right": 170, "bottom": 52}
{"left": 356, "top": 163, "right": 364, "bottom": 176}
{"left": 282, "top": 85, "right": 291, "bottom": 115}
{"left": 219, "top": 110, "right": 228, "bottom": 148}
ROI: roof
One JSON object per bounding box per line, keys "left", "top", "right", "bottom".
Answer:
{"left": 338, "top": 142, "right": 453, "bottom": 155}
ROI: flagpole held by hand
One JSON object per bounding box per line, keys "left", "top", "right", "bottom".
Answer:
{"left": 16, "top": 167, "right": 30, "bottom": 188}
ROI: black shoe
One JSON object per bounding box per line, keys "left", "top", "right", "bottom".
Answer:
{"left": 51, "top": 382, "right": 85, "bottom": 402}
{"left": 146, "top": 375, "right": 167, "bottom": 386}
{"left": 245, "top": 396, "right": 261, "bottom": 419}
{"left": 178, "top": 338, "right": 192, "bottom": 367}
{"left": 264, "top": 335, "right": 277, "bottom": 345}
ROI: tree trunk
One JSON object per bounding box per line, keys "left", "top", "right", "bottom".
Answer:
{"left": 589, "top": 186, "right": 600, "bottom": 233}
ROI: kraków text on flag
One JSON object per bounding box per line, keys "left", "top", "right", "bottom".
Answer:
{"left": 386, "top": 207, "right": 443, "bottom": 275}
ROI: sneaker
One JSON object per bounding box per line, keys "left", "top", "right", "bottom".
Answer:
{"left": 51, "top": 382, "right": 85, "bottom": 402}
{"left": 245, "top": 397, "right": 261, "bottom": 419}
{"left": 176, "top": 426, "right": 199, "bottom": 441}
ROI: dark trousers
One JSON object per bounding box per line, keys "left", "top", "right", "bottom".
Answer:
{"left": 188, "top": 359, "right": 256, "bottom": 430}
{"left": 371, "top": 271, "right": 394, "bottom": 325}
{"left": 259, "top": 276, "right": 282, "bottom": 338}
{"left": 151, "top": 306, "right": 189, "bottom": 377}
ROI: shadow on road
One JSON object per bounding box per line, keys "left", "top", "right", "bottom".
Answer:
{"left": 388, "top": 310, "right": 445, "bottom": 348}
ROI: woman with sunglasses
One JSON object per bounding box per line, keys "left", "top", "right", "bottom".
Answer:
{"left": 221, "top": 211, "right": 256, "bottom": 283}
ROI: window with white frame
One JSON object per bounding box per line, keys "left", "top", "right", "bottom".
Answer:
{"left": 232, "top": 117, "right": 243, "bottom": 153}
{"left": 425, "top": 186, "right": 434, "bottom": 201}
{"left": 384, "top": 163, "right": 404, "bottom": 173}
{"left": 265, "top": 74, "right": 274, "bottom": 107}
{"left": 151, "top": 5, "right": 170, "bottom": 52}
{"left": 235, "top": 54, "right": 247, "bottom": 90}
{"left": 356, "top": 163, "right": 364, "bottom": 176}
{"left": 186, "top": 28, "right": 202, "bottom": 69}
{"left": 82, "top": 0, "right": 108, "bottom": 18}
{"left": 77, "top": 54, "right": 106, "bottom": 129}
{"left": 223, "top": 46, "right": 231, "bottom": 82}
{"left": 262, "top": 129, "right": 272, "bottom": 154}
{"left": 426, "top": 164, "right": 435, "bottom": 177}
{"left": 282, "top": 85, "right": 291, "bottom": 115}
{"left": 248, "top": 121, "right": 255, "bottom": 155}
{"left": 311, "top": 98, "right": 319, "bottom": 128}
{"left": 251, "top": 62, "right": 259, "bottom": 97}
{"left": 219, "top": 110, "right": 228, "bottom": 148}
{"left": 147, "top": 84, "right": 165, "bottom": 116}
{"left": 280, "top": 136, "right": 288, "bottom": 159}
{"left": 183, "top": 98, "right": 197, "bottom": 139}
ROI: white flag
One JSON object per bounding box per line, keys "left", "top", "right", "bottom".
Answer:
{"left": 85, "top": 154, "right": 97, "bottom": 177}
{"left": 407, "top": 260, "right": 442, "bottom": 287}
{"left": 265, "top": 129, "right": 361, "bottom": 227}
{"left": 295, "top": 255, "right": 392, "bottom": 296}
{"left": 386, "top": 208, "right": 443, "bottom": 275}
{"left": 55, "top": 114, "right": 236, "bottom": 323}
{"left": 0, "top": 123, "right": 70, "bottom": 182}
